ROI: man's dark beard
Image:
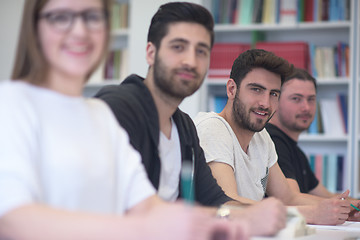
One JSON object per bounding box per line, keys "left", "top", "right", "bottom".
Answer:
{"left": 153, "top": 53, "right": 201, "bottom": 100}
{"left": 232, "top": 92, "right": 274, "bottom": 132}
{"left": 279, "top": 112, "right": 312, "bottom": 132}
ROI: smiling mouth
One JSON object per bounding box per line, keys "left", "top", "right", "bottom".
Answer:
{"left": 254, "top": 110, "right": 268, "bottom": 116}
{"left": 65, "top": 45, "right": 92, "bottom": 56}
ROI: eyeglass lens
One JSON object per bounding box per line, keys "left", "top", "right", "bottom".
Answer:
{"left": 40, "top": 9, "right": 106, "bottom": 32}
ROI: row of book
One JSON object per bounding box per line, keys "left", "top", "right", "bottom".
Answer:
{"left": 308, "top": 154, "right": 345, "bottom": 193}
{"left": 210, "top": 0, "right": 350, "bottom": 25}
{"left": 111, "top": 2, "right": 129, "bottom": 30}
{"left": 308, "top": 94, "right": 348, "bottom": 136}
{"left": 103, "top": 49, "right": 128, "bottom": 80}
{"left": 310, "top": 42, "right": 349, "bottom": 78}
{"left": 208, "top": 41, "right": 350, "bottom": 79}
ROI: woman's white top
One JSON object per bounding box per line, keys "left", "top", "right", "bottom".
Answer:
{"left": 0, "top": 81, "right": 155, "bottom": 217}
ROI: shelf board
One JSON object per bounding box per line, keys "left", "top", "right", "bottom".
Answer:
{"left": 316, "top": 77, "right": 350, "bottom": 85}
{"left": 214, "top": 21, "right": 351, "bottom": 32}
{"left": 85, "top": 79, "right": 121, "bottom": 88}
{"left": 206, "top": 78, "right": 228, "bottom": 86}
{"left": 111, "top": 28, "right": 129, "bottom": 37}
{"left": 299, "top": 134, "right": 348, "bottom": 142}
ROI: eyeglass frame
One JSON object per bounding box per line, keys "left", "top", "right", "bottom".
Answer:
{"left": 38, "top": 8, "right": 109, "bottom": 33}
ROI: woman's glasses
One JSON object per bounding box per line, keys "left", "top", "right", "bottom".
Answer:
{"left": 38, "top": 9, "right": 107, "bottom": 33}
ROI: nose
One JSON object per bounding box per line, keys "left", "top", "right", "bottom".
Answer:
{"left": 70, "top": 17, "right": 88, "bottom": 36}
{"left": 301, "top": 100, "right": 311, "bottom": 111}
{"left": 182, "top": 47, "right": 196, "bottom": 68}
{"left": 258, "top": 94, "right": 271, "bottom": 109}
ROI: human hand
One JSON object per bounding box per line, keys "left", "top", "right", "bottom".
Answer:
{"left": 233, "top": 197, "right": 287, "bottom": 237}
{"left": 347, "top": 199, "right": 360, "bottom": 221}
{"left": 313, "top": 190, "right": 351, "bottom": 225}
{"left": 144, "top": 202, "right": 248, "bottom": 240}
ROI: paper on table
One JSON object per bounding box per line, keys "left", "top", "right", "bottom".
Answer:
{"left": 309, "top": 221, "right": 360, "bottom": 232}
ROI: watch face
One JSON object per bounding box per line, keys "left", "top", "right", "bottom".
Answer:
{"left": 217, "top": 207, "right": 230, "bottom": 218}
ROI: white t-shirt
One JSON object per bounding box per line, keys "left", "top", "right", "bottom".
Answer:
{"left": 194, "top": 112, "right": 277, "bottom": 201}
{"left": 0, "top": 81, "right": 155, "bottom": 217}
{"left": 157, "top": 119, "right": 181, "bottom": 201}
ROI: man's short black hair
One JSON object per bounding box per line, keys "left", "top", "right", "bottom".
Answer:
{"left": 147, "top": 2, "right": 214, "bottom": 49}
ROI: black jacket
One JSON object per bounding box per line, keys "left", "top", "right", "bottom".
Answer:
{"left": 95, "top": 74, "right": 232, "bottom": 206}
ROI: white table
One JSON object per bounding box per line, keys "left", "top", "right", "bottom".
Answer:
{"left": 252, "top": 222, "right": 360, "bottom": 240}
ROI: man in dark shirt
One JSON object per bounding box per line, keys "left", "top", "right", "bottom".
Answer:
{"left": 266, "top": 68, "right": 360, "bottom": 222}
{"left": 266, "top": 123, "right": 319, "bottom": 193}
{"left": 266, "top": 68, "right": 350, "bottom": 197}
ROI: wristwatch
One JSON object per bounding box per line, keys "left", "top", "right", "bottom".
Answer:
{"left": 216, "top": 205, "right": 231, "bottom": 219}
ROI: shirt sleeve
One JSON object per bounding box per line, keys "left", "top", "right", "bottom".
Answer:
{"left": 102, "top": 103, "right": 156, "bottom": 213}
{"left": 0, "top": 87, "right": 39, "bottom": 217}
{"left": 189, "top": 117, "right": 234, "bottom": 206}
{"left": 196, "top": 117, "right": 235, "bottom": 170}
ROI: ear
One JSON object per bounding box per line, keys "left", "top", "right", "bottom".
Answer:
{"left": 146, "top": 42, "right": 156, "bottom": 66}
{"left": 226, "top": 78, "right": 238, "bottom": 100}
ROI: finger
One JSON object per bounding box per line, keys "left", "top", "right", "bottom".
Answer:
{"left": 337, "top": 219, "right": 347, "bottom": 225}
{"left": 340, "top": 201, "right": 352, "bottom": 210}
{"left": 341, "top": 212, "right": 351, "bottom": 219}
{"left": 339, "top": 189, "right": 350, "bottom": 199}
{"left": 338, "top": 199, "right": 350, "bottom": 207}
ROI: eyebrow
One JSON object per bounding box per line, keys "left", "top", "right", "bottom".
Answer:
{"left": 168, "top": 38, "right": 211, "bottom": 51}
{"left": 290, "top": 93, "right": 316, "bottom": 98}
{"left": 247, "top": 83, "right": 281, "bottom": 94}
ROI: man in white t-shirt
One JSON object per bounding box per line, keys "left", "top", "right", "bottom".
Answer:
{"left": 195, "top": 49, "right": 353, "bottom": 225}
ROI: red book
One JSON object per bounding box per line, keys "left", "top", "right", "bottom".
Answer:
{"left": 315, "top": 154, "right": 323, "bottom": 183}
{"left": 304, "top": 0, "right": 314, "bottom": 22}
{"left": 321, "top": 0, "right": 329, "bottom": 21}
{"left": 208, "top": 43, "right": 251, "bottom": 78}
{"left": 345, "top": 45, "right": 349, "bottom": 77}
{"left": 255, "top": 41, "right": 310, "bottom": 71}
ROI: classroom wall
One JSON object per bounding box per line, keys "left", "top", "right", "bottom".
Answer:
{"left": 0, "top": 0, "right": 24, "bottom": 80}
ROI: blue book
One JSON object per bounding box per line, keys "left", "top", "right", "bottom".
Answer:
{"left": 327, "top": 154, "right": 338, "bottom": 193}
{"left": 313, "top": 0, "right": 318, "bottom": 21}
{"left": 322, "top": 155, "right": 328, "bottom": 188}
{"left": 337, "top": 94, "right": 348, "bottom": 133}
{"left": 211, "top": 0, "right": 220, "bottom": 23}
{"left": 214, "top": 96, "right": 228, "bottom": 113}
{"left": 309, "top": 43, "right": 318, "bottom": 78}
{"left": 308, "top": 101, "right": 319, "bottom": 134}
{"left": 336, "top": 155, "right": 344, "bottom": 191}
{"left": 338, "top": 0, "right": 344, "bottom": 20}
{"left": 240, "top": 0, "right": 254, "bottom": 24}
{"left": 309, "top": 154, "right": 316, "bottom": 172}
{"left": 329, "top": 0, "right": 339, "bottom": 21}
